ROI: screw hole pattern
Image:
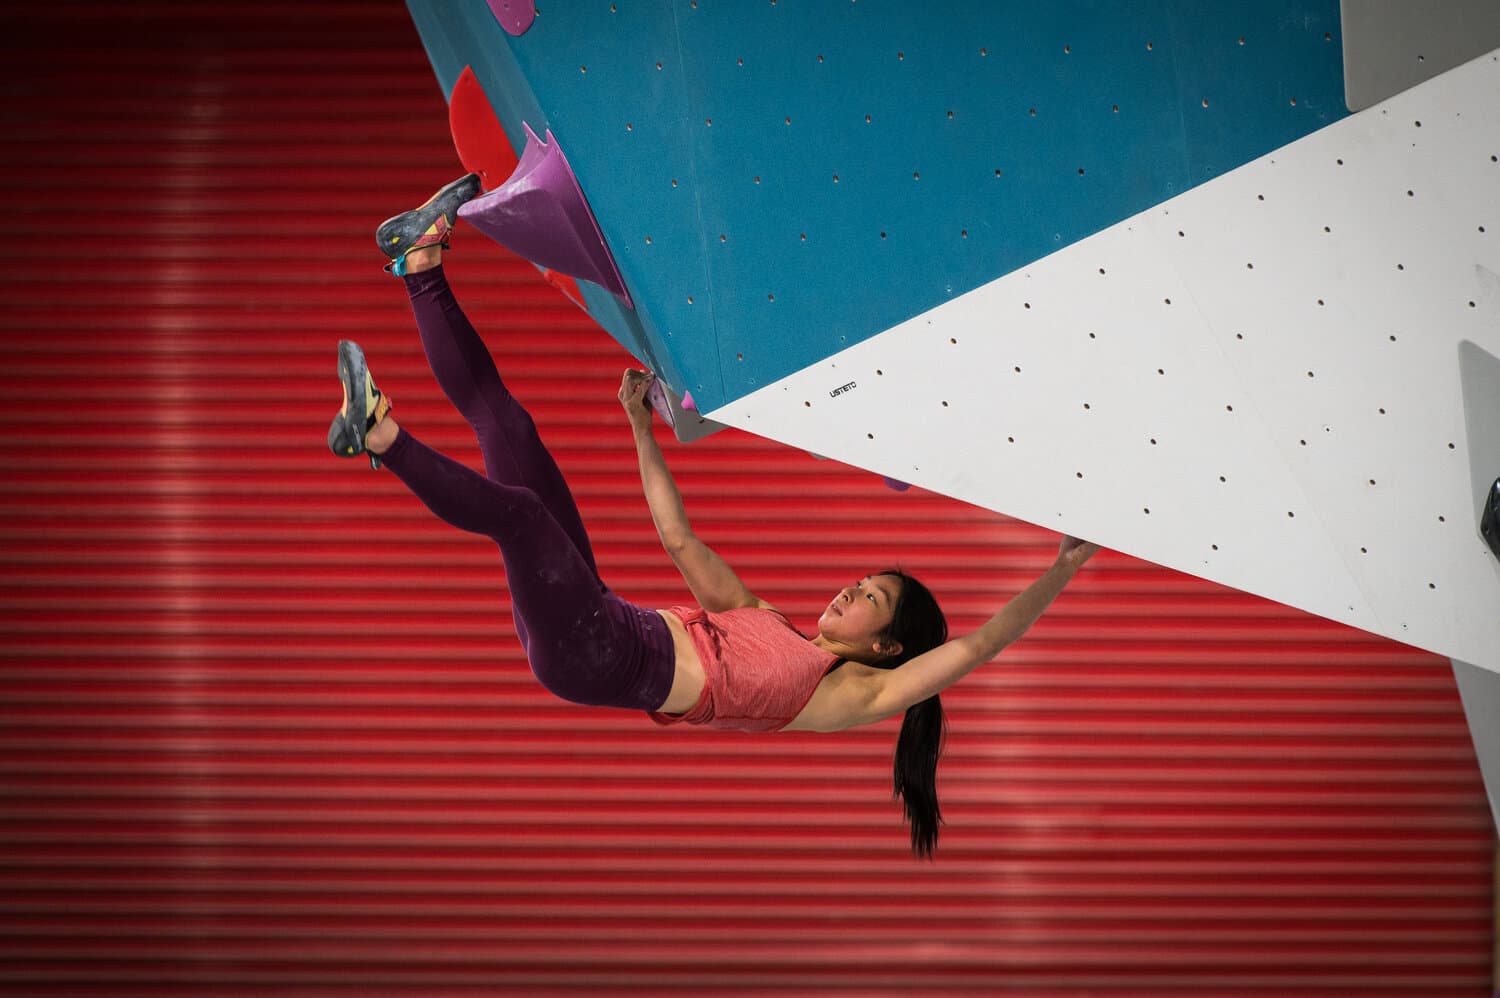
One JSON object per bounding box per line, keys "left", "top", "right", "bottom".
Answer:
{"left": 636, "top": 28, "right": 1492, "bottom": 624}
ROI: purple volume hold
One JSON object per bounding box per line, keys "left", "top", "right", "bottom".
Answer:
{"left": 459, "top": 123, "right": 633, "bottom": 307}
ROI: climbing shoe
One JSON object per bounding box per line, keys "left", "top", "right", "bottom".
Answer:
{"left": 327, "top": 339, "right": 391, "bottom": 470}
{"left": 376, "top": 173, "right": 482, "bottom": 275}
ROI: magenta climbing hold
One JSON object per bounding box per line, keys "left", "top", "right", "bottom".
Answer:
{"left": 486, "top": 0, "right": 535, "bottom": 36}
{"left": 645, "top": 379, "right": 677, "bottom": 428}
{"left": 681, "top": 391, "right": 697, "bottom": 413}
{"left": 458, "top": 123, "right": 632, "bottom": 307}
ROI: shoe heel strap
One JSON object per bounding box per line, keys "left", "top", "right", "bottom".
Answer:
{"left": 368, "top": 393, "right": 392, "bottom": 430}
{"left": 386, "top": 233, "right": 455, "bottom": 278}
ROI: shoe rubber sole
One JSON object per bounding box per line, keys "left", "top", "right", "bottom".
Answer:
{"left": 375, "top": 173, "right": 482, "bottom": 259}
{"left": 336, "top": 339, "right": 370, "bottom": 456}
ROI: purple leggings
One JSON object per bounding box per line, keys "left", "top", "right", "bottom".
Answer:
{"left": 378, "top": 266, "right": 676, "bottom": 712}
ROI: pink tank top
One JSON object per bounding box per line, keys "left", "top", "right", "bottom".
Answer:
{"left": 649, "top": 605, "right": 839, "bottom": 733}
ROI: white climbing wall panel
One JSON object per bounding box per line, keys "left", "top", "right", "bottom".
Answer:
{"left": 709, "top": 49, "right": 1500, "bottom": 671}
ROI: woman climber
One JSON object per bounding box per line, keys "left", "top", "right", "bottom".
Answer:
{"left": 328, "top": 174, "right": 1102, "bottom": 856}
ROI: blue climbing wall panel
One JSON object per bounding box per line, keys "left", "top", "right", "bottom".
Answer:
{"left": 406, "top": 0, "right": 1348, "bottom": 414}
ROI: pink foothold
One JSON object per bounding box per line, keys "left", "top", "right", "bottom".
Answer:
{"left": 883, "top": 477, "right": 912, "bottom": 492}
{"left": 682, "top": 391, "right": 698, "bottom": 413}
{"left": 487, "top": 0, "right": 536, "bottom": 36}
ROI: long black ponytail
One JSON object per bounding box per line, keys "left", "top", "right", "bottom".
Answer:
{"left": 873, "top": 569, "right": 949, "bottom": 858}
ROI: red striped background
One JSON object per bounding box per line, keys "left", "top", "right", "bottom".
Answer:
{"left": 0, "top": 3, "right": 1491, "bottom": 994}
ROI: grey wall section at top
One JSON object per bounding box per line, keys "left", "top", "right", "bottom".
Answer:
{"left": 1451, "top": 659, "right": 1500, "bottom": 833}
{"left": 1460, "top": 338, "right": 1500, "bottom": 534}
{"left": 1341, "top": 0, "right": 1500, "bottom": 110}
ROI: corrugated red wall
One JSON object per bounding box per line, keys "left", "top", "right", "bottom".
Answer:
{"left": 0, "top": 3, "right": 1492, "bottom": 994}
